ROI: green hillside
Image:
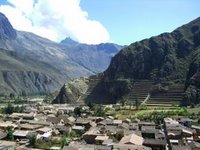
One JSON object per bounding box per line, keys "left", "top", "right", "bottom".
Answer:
{"left": 54, "top": 17, "right": 200, "bottom": 106}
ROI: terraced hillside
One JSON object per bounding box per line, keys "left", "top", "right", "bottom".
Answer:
{"left": 56, "top": 17, "right": 200, "bottom": 105}
{"left": 101, "top": 17, "right": 200, "bottom": 105}
{"left": 78, "top": 77, "right": 102, "bottom": 104}
{"left": 147, "top": 84, "right": 185, "bottom": 107}
{"left": 127, "top": 80, "right": 153, "bottom": 104}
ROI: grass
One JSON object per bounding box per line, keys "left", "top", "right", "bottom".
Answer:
{"left": 111, "top": 105, "right": 199, "bottom": 120}
{"left": 187, "top": 107, "right": 200, "bottom": 114}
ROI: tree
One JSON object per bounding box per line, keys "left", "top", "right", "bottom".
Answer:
{"left": 21, "top": 90, "right": 27, "bottom": 97}
{"left": 93, "top": 105, "right": 105, "bottom": 117}
{"left": 6, "top": 126, "right": 14, "bottom": 141}
{"left": 9, "top": 93, "right": 15, "bottom": 99}
{"left": 74, "top": 107, "right": 81, "bottom": 117}
{"left": 115, "top": 130, "right": 124, "bottom": 141}
{"left": 70, "top": 130, "right": 77, "bottom": 138}
{"left": 29, "top": 134, "right": 37, "bottom": 147}
{"left": 135, "top": 96, "right": 140, "bottom": 110}
{"left": 60, "top": 136, "right": 67, "bottom": 148}
{"left": 14, "top": 105, "right": 25, "bottom": 113}
{"left": 87, "top": 101, "right": 94, "bottom": 110}
{"left": 120, "top": 97, "right": 127, "bottom": 106}
{"left": 4, "top": 103, "right": 14, "bottom": 114}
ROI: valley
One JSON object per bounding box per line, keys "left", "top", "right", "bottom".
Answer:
{"left": 0, "top": 3, "right": 199, "bottom": 149}
{"left": 0, "top": 96, "right": 199, "bottom": 149}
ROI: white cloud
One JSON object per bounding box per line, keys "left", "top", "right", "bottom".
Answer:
{"left": 0, "top": 0, "right": 110, "bottom": 44}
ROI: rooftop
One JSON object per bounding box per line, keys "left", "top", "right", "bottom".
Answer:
{"left": 120, "top": 133, "right": 143, "bottom": 145}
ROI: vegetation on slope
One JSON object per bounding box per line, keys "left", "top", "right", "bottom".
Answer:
{"left": 104, "top": 17, "right": 200, "bottom": 105}
{"left": 54, "top": 17, "right": 200, "bottom": 105}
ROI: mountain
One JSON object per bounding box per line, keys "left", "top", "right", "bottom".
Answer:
{"left": 0, "top": 13, "right": 122, "bottom": 96}
{"left": 0, "top": 13, "right": 16, "bottom": 40}
{"left": 54, "top": 17, "right": 200, "bottom": 105}
{"left": 0, "top": 13, "right": 91, "bottom": 96}
{"left": 60, "top": 43, "right": 123, "bottom": 73}
{"left": 0, "top": 48, "right": 66, "bottom": 96}
{"left": 105, "top": 18, "right": 200, "bottom": 80}
{"left": 60, "top": 37, "right": 79, "bottom": 46}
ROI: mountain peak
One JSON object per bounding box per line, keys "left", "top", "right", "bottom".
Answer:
{"left": 60, "top": 37, "right": 79, "bottom": 46}
{"left": 0, "top": 13, "right": 17, "bottom": 40}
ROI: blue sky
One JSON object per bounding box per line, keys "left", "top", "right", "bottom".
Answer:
{"left": 0, "top": 0, "right": 199, "bottom": 45}
{"left": 80, "top": 0, "right": 200, "bottom": 45}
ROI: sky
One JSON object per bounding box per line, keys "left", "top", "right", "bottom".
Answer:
{"left": 0, "top": 0, "right": 199, "bottom": 45}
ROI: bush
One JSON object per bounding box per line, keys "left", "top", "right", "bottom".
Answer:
{"left": 6, "top": 126, "right": 14, "bottom": 141}
{"left": 4, "top": 103, "right": 14, "bottom": 114}
{"left": 93, "top": 105, "right": 105, "bottom": 117}
{"left": 60, "top": 136, "right": 68, "bottom": 148}
{"left": 140, "top": 104, "right": 147, "bottom": 110}
{"left": 115, "top": 130, "right": 124, "bottom": 141}
{"left": 2, "top": 103, "right": 25, "bottom": 114}
{"left": 28, "top": 135, "right": 37, "bottom": 147}
{"left": 70, "top": 130, "right": 77, "bottom": 138}
{"left": 74, "top": 107, "right": 81, "bottom": 117}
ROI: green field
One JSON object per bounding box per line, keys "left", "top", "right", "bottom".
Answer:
{"left": 107, "top": 105, "right": 200, "bottom": 121}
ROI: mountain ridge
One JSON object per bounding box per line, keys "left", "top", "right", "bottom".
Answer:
{"left": 0, "top": 13, "right": 16, "bottom": 40}
{"left": 54, "top": 17, "right": 200, "bottom": 105}
{"left": 0, "top": 12, "right": 122, "bottom": 96}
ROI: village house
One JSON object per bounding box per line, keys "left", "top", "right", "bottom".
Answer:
{"left": 0, "top": 121, "right": 17, "bottom": 130}
{"left": 75, "top": 118, "right": 95, "bottom": 129}
{"left": 17, "top": 123, "right": 42, "bottom": 131}
{"left": 13, "top": 130, "right": 30, "bottom": 140}
{"left": 129, "top": 123, "right": 138, "bottom": 131}
{"left": 37, "top": 127, "right": 52, "bottom": 139}
{"left": 178, "top": 118, "right": 194, "bottom": 127}
{"left": 98, "top": 118, "right": 113, "bottom": 126}
{"left": 0, "top": 140, "right": 16, "bottom": 150}
{"left": 72, "top": 125, "right": 85, "bottom": 135}
{"left": 138, "top": 121, "right": 156, "bottom": 131}
{"left": 25, "top": 120, "right": 50, "bottom": 126}
{"left": 119, "top": 133, "right": 144, "bottom": 145}
{"left": 68, "top": 116, "right": 76, "bottom": 123}
{"left": 191, "top": 125, "right": 200, "bottom": 139}
{"left": 164, "top": 117, "right": 199, "bottom": 148}
{"left": 95, "top": 135, "right": 109, "bottom": 145}
{"left": 123, "top": 118, "right": 131, "bottom": 124}
{"left": 102, "top": 139, "right": 113, "bottom": 146}
{"left": 63, "top": 143, "right": 112, "bottom": 150}
{"left": 141, "top": 126, "right": 158, "bottom": 139}
{"left": 113, "top": 143, "right": 152, "bottom": 150}
{"left": 172, "top": 145, "right": 192, "bottom": 150}
{"left": 0, "top": 130, "right": 7, "bottom": 140}
{"left": 113, "top": 120, "right": 123, "bottom": 126}
{"left": 55, "top": 124, "right": 71, "bottom": 135}
{"left": 9, "top": 112, "right": 36, "bottom": 120}
{"left": 119, "top": 122, "right": 129, "bottom": 130}
{"left": 188, "top": 141, "right": 200, "bottom": 150}
{"left": 143, "top": 139, "right": 167, "bottom": 150}
{"left": 82, "top": 127, "right": 105, "bottom": 144}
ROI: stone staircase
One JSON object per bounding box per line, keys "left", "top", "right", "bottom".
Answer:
{"left": 78, "top": 77, "right": 102, "bottom": 104}
{"left": 146, "top": 84, "right": 184, "bottom": 107}
{"left": 127, "top": 80, "right": 153, "bottom": 104}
